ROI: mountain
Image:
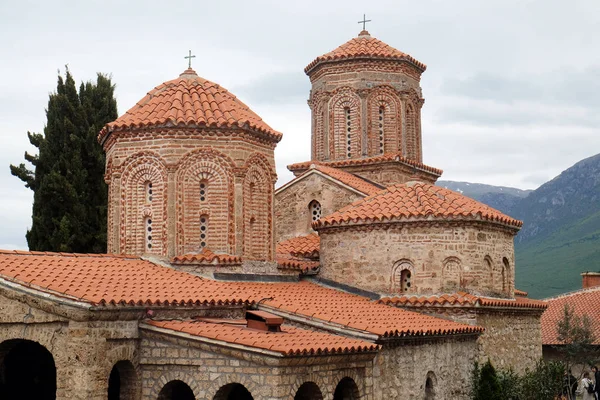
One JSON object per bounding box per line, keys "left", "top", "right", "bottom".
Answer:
{"left": 438, "top": 153, "right": 600, "bottom": 299}
{"left": 436, "top": 180, "right": 531, "bottom": 215}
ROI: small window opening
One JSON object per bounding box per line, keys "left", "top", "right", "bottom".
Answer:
{"left": 378, "top": 106, "right": 384, "bottom": 154}
{"left": 345, "top": 108, "right": 352, "bottom": 158}
{"left": 200, "top": 215, "right": 208, "bottom": 248}
{"left": 199, "top": 182, "right": 207, "bottom": 202}
{"left": 309, "top": 200, "right": 322, "bottom": 223}
{"left": 401, "top": 269, "right": 411, "bottom": 292}
{"left": 145, "top": 181, "right": 153, "bottom": 203}
{"left": 145, "top": 217, "right": 153, "bottom": 250}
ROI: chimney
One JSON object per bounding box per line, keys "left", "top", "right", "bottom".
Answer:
{"left": 245, "top": 310, "right": 283, "bottom": 332}
{"left": 581, "top": 272, "right": 600, "bottom": 289}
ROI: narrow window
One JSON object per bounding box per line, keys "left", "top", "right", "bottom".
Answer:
{"left": 199, "top": 181, "right": 207, "bottom": 202}
{"left": 400, "top": 269, "right": 411, "bottom": 292}
{"left": 378, "top": 106, "right": 384, "bottom": 154}
{"left": 345, "top": 108, "right": 352, "bottom": 158}
{"left": 393, "top": 260, "right": 414, "bottom": 293}
{"left": 145, "top": 217, "right": 153, "bottom": 250}
{"left": 309, "top": 200, "right": 321, "bottom": 223}
{"left": 145, "top": 181, "right": 153, "bottom": 203}
{"left": 200, "top": 215, "right": 208, "bottom": 248}
{"left": 502, "top": 257, "right": 510, "bottom": 292}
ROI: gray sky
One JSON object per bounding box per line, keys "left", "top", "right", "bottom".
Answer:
{"left": 1, "top": 0, "right": 599, "bottom": 250}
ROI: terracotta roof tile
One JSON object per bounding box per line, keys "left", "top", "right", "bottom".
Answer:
{"left": 145, "top": 319, "right": 378, "bottom": 356}
{"left": 380, "top": 292, "right": 547, "bottom": 310}
{"left": 288, "top": 153, "right": 442, "bottom": 177}
{"left": 314, "top": 182, "right": 522, "bottom": 230}
{"left": 99, "top": 68, "right": 281, "bottom": 142}
{"left": 171, "top": 248, "right": 242, "bottom": 266}
{"left": 305, "top": 31, "right": 426, "bottom": 74}
{"left": 276, "top": 255, "right": 319, "bottom": 272}
{"left": 541, "top": 287, "right": 600, "bottom": 345}
{"left": 312, "top": 165, "right": 382, "bottom": 195}
{"left": 514, "top": 289, "right": 529, "bottom": 297}
{"left": 0, "top": 250, "right": 252, "bottom": 306}
{"left": 276, "top": 234, "right": 320, "bottom": 258}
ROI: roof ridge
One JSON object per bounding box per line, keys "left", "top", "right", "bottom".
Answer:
{"left": 543, "top": 285, "right": 600, "bottom": 300}
{"left": 0, "top": 249, "right": 140, "bottom": 259}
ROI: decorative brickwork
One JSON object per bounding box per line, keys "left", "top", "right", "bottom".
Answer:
{"left": 243, "top": 154, "right": 274, "bottom": 261}
{"left": 176, "top": 148, "right": 236, "bottom": 256}
{"left": 367, "top": 86, "right": 401, "bottom": 156}
{"left": 329, "top": 88, "right": 361, "bottom": 160}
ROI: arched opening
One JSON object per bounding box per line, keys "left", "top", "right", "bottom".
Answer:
{"left": 213, "top": 383, "right": 253, "bottom": 400}
{"left": 392, "top": 260, "right": 414, "bottom": 293}
{"left": 0, "top": 339, "right": 56, "bottom": 400}
{"left": 424, "top": 371, "right": 437, "bottom": 399}
{"left": 295, "top": 381, "right": 323, "bottom": 400}
{"left": 157, "top": 380, "right": 195, "bottom": 400}
{"left": 502, "top": 257, "right": 510, "bottom": 292}
{"left": 334, "top": 377, "right": 360, "bottom": 400}
{"left": 108, "top": 360, "right": 137, "bottom": 400}
{"left": 308, "top": 200, "right": 322, "bottom": 224}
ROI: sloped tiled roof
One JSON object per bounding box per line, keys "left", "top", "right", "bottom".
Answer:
{"left": 514, "top": 289, "right": 529, "bottom": 297}
{"left": 541, "top": 287, "right": 600, "bottom": 345}
{"left": 145, "top": 319, "right": 378, "bottom": 356}
{"left": 99, "top": 68, "right": 281, "bottom": 142}
{"left": 276, "top": 234, "right": 320, "bottom": 258}
{"left": 380, "top": 292, "right": 547, "bottom": 310}
{"left": 313, "top": 165, "right": 382, "bottom": 195}
{"left": 288, "top": 153, "right": 443, "bottom": 177}
{"left": 305, "top": 30, "right": 426, "bottom": 74}
{"left": 0, "top": 250, "right": 481, "bottom": 339}
{"left": 171, "top": 248, "right": 242, "bottom": 266}
{"left": 276, "top": 255, "right": 319, "bottom": 272}
{"left": 0, "top": 250, "right": 251, "bottom": 306}
{"left": 314, "top": 182, "right": 522, "bottom": 230}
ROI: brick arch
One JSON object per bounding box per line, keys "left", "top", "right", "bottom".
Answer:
{"left": 391, "top": 259, "right": 414, "bottom": 293}
{"left": 442, "top": 256, "right": 463, "bottom": 292}
{"left": 310, "top": 91, "right": 330, "bottom": 161}
{"left": 150, "top": 372, "right": 201, "bottom": 399}
{"left": 332, "top": 369, "right": 365, "bottom": 400}
{"left": 208, "top": 373, "right": 258, "bottom": 399}
{"left": 289, "top": 373, "right": 329, "bottom": 399}
{"left": 367, "top": 86, "right": 401, "bottom": 156}
{"left": 119, "top": 151, "right": 168, "bottom": 256}
{"left": 243, "top": 155, "right": 273, "bottom": 261}
{"left": 404, "top": 88, "right": 423, "bottom": 162}
{"left": 176, "top": 148, "right": 236, "bottom": 255}
{"left": 329, "top": 88, "right": 361, "bottom": 160}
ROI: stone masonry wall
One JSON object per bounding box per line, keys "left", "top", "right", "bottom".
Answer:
{"left": 319, "top": 222, "right": 516, "bottom": 297}
{"left": 373, "top": 337, "right": 478, "bottom": 400}
{"left": 140, "top": 330, "right": 375, "bottom": 400}
{"left": 275, "top": 172, "right": 365, "bottom": 242}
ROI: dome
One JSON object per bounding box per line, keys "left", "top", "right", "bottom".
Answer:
{"left": 314, "top": 181, "right": 522, "bottom": 229}
{"left": 99, "top": 68, "right": 281, "bottom": 142}
{"left": 304, "top": 30, "right": 426, "bottom": 75}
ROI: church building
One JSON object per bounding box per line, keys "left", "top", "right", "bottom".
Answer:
{"left": 0, "top": 28, "right": 546, "bottom": 400}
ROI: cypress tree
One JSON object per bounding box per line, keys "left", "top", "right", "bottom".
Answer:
{"left": 10, "top": 68, "right": 117, "bottom": 253}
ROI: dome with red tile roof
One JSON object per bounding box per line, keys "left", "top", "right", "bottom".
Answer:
{"left": 99, "top": 68, "right": 281, "bottom": 142}
{"left": 314, "top": 181, "right": 522, "bottom": 230}
{"left": 305, "top": 30, "right": 426, "bottom": 75}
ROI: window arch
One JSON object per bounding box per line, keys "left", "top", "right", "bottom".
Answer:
{"left": 502, "top": 257, "right": 511, "bottom": 293}
{"left": 424, "top": 371, "right": 437, "bottom": 400}
{"left": 442, "top": 257, "right": 462, "bottom": 292}
{"left": 333, "top": 377, "right": 360, "bottom": 400}
{"left": 309, "top": 200, "right": 322, "bottom": 224}
{"left": 108, "top": 360, "right": 138, "bottom": 400}
{"left": 294, "top": 382, "right": 323, "bottom": 400}
{"left": 157, "top": 380, "right": 195, "bottom": 400}
{"left": 330, "top": 90, "right": 360, "bottom": 160}
{"left": 367, "top": 89, "right": 400, "bottom": 156}
{"left": 213, "top": 383, "right": 253, "bottom": 400}
{"left": 243, "top": 159, "right": 272, "bottom": 260}
{"left": 392, "top": 260, "right": 414, "bottom": 293}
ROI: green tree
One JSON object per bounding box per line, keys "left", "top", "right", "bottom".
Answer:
{"left": 10, "top": 68, "right": 117, "bottom": 253}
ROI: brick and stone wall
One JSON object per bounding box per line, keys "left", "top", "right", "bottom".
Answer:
{"left": 373, "top": 337, "right": 478, "bottom": 400}
{"left": 103, "top": 129, "right": 277, "bottom": 265}
{"left": 318, "top": 222, "right": 516, "bottom": 297}
{"left": 275, "top": 172, "right": 365, "bottom": 242}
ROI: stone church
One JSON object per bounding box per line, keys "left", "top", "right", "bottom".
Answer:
{"left": 0, "top": 29, "right": 547, "bottom": 400}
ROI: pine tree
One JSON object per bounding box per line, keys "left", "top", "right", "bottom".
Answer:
{"left": 10, "top": 68, "right": 117, "bottom": 253}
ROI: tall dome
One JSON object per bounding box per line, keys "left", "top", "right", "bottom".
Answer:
{"left": 100, "top": 69, "right": 279, "bottom": 273}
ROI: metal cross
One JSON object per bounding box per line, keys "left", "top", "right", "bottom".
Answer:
{"left": 358, "top": 14, "right": 372, "bottom": 30}
{"left": 184, "top": 50, "right": 196, "bottom": 69}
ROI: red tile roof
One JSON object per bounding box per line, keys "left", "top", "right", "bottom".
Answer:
{"left": 0, "top": 250, "right": 251, "bottom": 306}
{"left": 305, "top": 30, "right": 426, "bottom": 74}
{"left": 288, "top": 153, "right": 443, "bottom": 177}
{"left": 99, "top": 68, "right": 281, "bottom": 142}
{"left": 145, "top": 319, "right": 378, "bottom": 356}
{"left": 514, "top": 289, "right": 529, "bottom": 297}
{"left": 314, "top": 182, "right": 522, "bottom": 230}
{"left": 313, "top": 165, "right": 382, "bottom": 195}
{"left": 276, "top": 234, "right": 320, "bottom": 258}
{"left": 541, "top": 287, "right": 600, "bottom": 345}
{"left": 380, "top": 292, "right": 547, "bottom": 310}
{"left": 276, "top": 255, "right": 319, "bottom": 272}
{"left": 171, "top": 248, "right": 242, "bottom": 266}
{"left": 0, "top": 251, "right": 481, "bottom": 338}
{"left": 257, "top": 281, "right": 483, "bottom": 338}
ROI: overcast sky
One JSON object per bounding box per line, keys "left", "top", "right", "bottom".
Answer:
{"left": 1, "top": 0, "right": 599, "bottom": 250}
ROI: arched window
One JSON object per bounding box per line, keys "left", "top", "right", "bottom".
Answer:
{"left": 108, "top": 360, "right": 137, "bottom": 400}
{"left": 157, "top": 380, "right": 195, "bottom": 400}
{"left": 502, "top": 257, "right": 510, "bottom": 292}
{"left": 145, "top": 217, "right": 153, "bottom": 251}
{"left": 345, "top": 107, "right": 352, "bottom": 158}
{"left": 392, "top": 260, "right": 414, "bottom": 293}
{"left": 309, "top": 200, "right": 322, "bottom": 224}
{"left": 200, "top": 215, "right": 208, "bottom": 249}
{"left": 378, "top": 106, "right": 385, "bottom": 154}
{"left": 213, "top": 383, "right": 253, "bottom": 400}
{"left": 442, "top": 257, "right": 462, "bottom": 291}
{"left": 333, "top": 377, "right": 359, "bottom": 400}
{"left": 424, "top": 371, "right": 437, "bottom": 400}
{"left": 295, "top": 382, "right": 323, "bottom": 400}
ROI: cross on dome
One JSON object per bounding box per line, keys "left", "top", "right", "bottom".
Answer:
{"left": 358, "top": 14, "right": 372, "bottom": 31}
{"left": 184, "top": 50, "right": 196, "bottom": 69}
